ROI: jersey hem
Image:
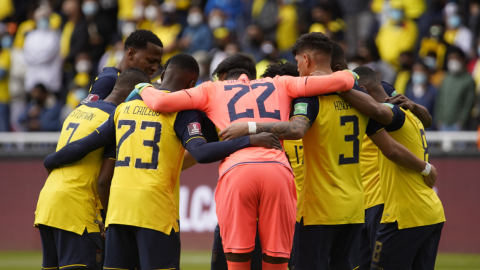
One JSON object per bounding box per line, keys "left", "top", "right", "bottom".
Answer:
{"left": 219, "top": 161, "right": 293, "bottom": 180}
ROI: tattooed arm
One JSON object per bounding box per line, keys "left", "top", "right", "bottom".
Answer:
{"left": 218, "top": 116, "right": 311, "bottom": 141}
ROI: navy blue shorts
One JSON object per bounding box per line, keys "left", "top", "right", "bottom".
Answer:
{"left": 371, "top": 221, "right": 444, "bottom": 270}
{"left": 292, "top": 218, "right": 362, "bottom": 270}
{"left": 38, "top": 224, "right": 102, "bottom": 270}
{"left": 211, "top": 223, "right": 263, "bottom": 270}
{"left": 104, "top": 224, "right": 180, "bottom": 270}
{"left": 357, "top": 204, "right": 384, "bottom": 270}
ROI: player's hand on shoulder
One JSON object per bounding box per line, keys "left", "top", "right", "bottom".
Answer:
{"left": 386, "top": 94, "right": 414, "bottom": 111}
{"left": 219, "top": 123, "right": 249, "bottom": 140}
{"left": 249, "top": 132, "right": 283, "bottom": 151}
{"left": 423, "top": 164, "right": 437, "bottom": 188}
{"left": 125, "top": 83, "right": 154, "bottom": 101}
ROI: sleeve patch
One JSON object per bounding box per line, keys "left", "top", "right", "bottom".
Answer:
{"left": 81, "top": 94, "right": 100, "bottom": 104}
{"left": 294, "top": 103, "right": 308, "bottom": 115}
{"left": 391, "top": 90, "right": 398, "bottom": 97}
{"left": 382, "top": 103, "right": 394, "bottom": 109}
{"left": 187, "top": 122, "right": 202, "bottom": 136}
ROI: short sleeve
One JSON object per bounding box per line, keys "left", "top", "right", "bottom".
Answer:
{"left": 89, "top": 76, "right": 116, "bottom": 100}
{"left": 200, "top": 112, "right": 219, "bottom": 143}
{"left": 366, "top": 118, "right": 385, "bottom": 136}
{"left": 102, "top": 142, "right": 116, "bottom": 160}
{"left": 291, "top": 96, "right": 319, "bottom": 126}
{"left": 184, "top": 82, "right": 212, "bottom": 112}
{"left": 96, "top": 110, "right": 116, "bottom": 144}
{"left": 274, "top": 76, "right": 307, "bottom": 99}
{"left": 384, "top": 104, "right": 406, "bottom": 132}
{"left": 173, "top": 110, "right": 207, "bottom": 147}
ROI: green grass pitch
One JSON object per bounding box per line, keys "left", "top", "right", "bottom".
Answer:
{"left": 0, "top": 251, "right": 479, "bottom": 270}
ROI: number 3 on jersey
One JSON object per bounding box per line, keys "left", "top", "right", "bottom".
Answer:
{"left": 225, "top": 82, "right": 281, "bottom": 121}
{"left": 116, "top": 120, "right": 162, "bottom": 169}
{"left": 339, "top": 115, "right": 360, "bottom": 165}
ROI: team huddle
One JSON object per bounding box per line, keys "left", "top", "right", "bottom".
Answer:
{"left": 34, "top": 29, "right": 445, "bottom": 270}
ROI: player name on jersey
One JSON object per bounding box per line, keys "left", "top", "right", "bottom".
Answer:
{"left": 333, "top": 100, "right": 354, "bottom": 111}
{"left": 69, "top": 108, "right": 98, "bottom": 121}
{"left": 122, "top": 104, "right": 161, "bottom": 116}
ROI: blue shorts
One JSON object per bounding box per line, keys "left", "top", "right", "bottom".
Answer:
{"left": 292, "top": 218, "right": 362, "bottom": 270}
{"left": 371, "top": 221, "right": 444, "bottom": 270}
{"left": 358, "top": 204, "right": 384, "bottom": 270}
{"left": 38, "top": 224, "right": 102, "bottom": 270}
{"left": 211, "top": 223, "right": 263, "bottom": 270}
{"left": 104, "top": 224, "right": 180, "bottom": 270}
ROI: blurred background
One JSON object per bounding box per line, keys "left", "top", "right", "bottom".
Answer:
{"left": 0, "top": 0, "right": 479, "bottom": 269}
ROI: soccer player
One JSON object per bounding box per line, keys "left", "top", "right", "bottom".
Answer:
{"left": 342, "top": 67, "right": 445, "bottom": 270}
{"left": 81, "top": 29, "right": 163, "bottom": 104}
{"left": 211, "top": 52, "right": 258, "bottom": 81}
{"left": 34, "top": 67, "right": 153, "bottom": 270}
{"left": 128, "top": 47, "right": 357, "bottom": 270}
{"left": 218, "top": 33, "right": 436, "bottom": 270}
{"left": 44, "top": 54, "right": 282, "bottom": 270}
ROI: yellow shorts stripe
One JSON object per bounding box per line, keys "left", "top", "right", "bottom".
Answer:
{"left": 59, "top": 264, "right": 87, "bottom": 269}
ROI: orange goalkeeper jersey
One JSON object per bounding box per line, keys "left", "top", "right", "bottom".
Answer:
{"left": 140, "top": 72, "right": 354, "bottom": 176}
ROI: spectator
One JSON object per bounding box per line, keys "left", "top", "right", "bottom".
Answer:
{"left": 309, "top": 4, "right": 346, "bottom": 42}
{"left": 18, "top": 84, "right": 62, "bottom": 132}
{"left": 73, "top": 52, "right": 94, "bottom": 89}
{"left": 467, "top": 37, "right": 480, "bottom": 93}
{"left": 276, "top": 0, "right": 298, "bottom": 60}
{"left": 371, "top": 0, "right": 426, "bottom": 21}
{"left": 242, "top": 24, "right": 264, "bottom": 62}
{"left": 423, "top": 51, "right": 445, "bottom": 89}
{"left": 443, "top": 2, "right": 472, "bottom": 57}
{"left": 23, "top": 8, "right": 62, "bottom": 94}
{"left": 394, "top": 51, "right": 414, "bottom": 95}
{"left": 204, "top": 0, "right": 243, "bottom": 31}
{"left": 375, "top": 2, "right": 418, "bottom": 69}
{"left": 151, "top": 2, "right": 181, "bottom": 65}
{"left": 252, "top": 0, "right": 278, "bottom": 42}
{"left": 404, "top": 62, "right": 437, "bottom": 129}
{"left": 192, "top": 50, "right": 211, "bottom": 85}
{"left": 60, "top": 0, "right": 89, "bottom": 67}
{"left": 435, "top": 48, "right": 476, "bottom": 131}
{"left": 0, "top": 33, "right": 11, "bottom": 131}
{"left": 419, "top": 23, "right": 447, "bottom": 71}
{"left": 179, "top": 7, "right": 213, "bottom": 54}
{"left": 255, "top": 40, "right": 285, "bottom": 79}
{"left": 360, "top": 39, "right": 396, "bottom": 84}
{"left": 337, "top": 0, "right": 374, "bottom": 57}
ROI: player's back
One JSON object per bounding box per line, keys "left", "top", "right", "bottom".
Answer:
{"left": 106, "top": 96, "right": 185, "bottom": 235}
{"left": 196, "top": 75, "right": 296, "bottom": 176}
{"left": 35, "top": 100, "right": 116, "bottom": 234}
{"left": 379, "top": 108, "right": 445, "bottom": 229}
{"left": 296, "top": 93, "right": 369, "bottom": 225}
{"left": 360, "top": 135, "right": 384, "bottom": 209}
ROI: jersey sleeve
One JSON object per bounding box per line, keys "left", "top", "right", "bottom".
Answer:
{"left": 276, "top": 71, "right": 355, "bottom": 99}
{"left": 200, "top": 112, "right": 219, "bottom": 143}
{"left": 291, "top": 97, "right": 319, "bottom": 126}
{"left": 140, "top": 83, "right": 212, "bottom": 113}
{"left": 173, "top": 110, "right": 251, "bottom": 163}
{"left": 95, "top": 111, "right": 117, "bottom": 144}
{"left": 102, "top": 142, "right": 116, "bottom": 160}
{"left": 88, "top": 76, "right": 116, "bottom": 100}
{"left": 366, "top": 104, "right": 406, "bottom": 136}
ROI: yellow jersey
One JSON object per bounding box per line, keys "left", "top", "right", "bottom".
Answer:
{"left": 378, "top": 108, "right": 445, "bottom": 229}
{"left": 34, "top": 100, "right": 116, "bottom": 234}
{"left": 360, "top": 135, "right": 384, "bottom": 209}
{"left": 95, "top": 95, "right": 214, "bottom": 235}
{"left": 284, "top": 139, "right": 304, "bottom": 200}
{"left": 292, "top": 94, "right": 377, "bottom": 225}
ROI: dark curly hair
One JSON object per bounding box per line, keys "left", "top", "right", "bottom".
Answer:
{"left": 224, "top": 68, "right": 252, "bottom": 80}
{"left": 164, "top": 54, "right": 199, "bottom": 75}
{"left": 212, "top": 53, "right": 257, "bottom": 80}
{"left": 115, "top": 67, "right": 150, "bottom": 91}
{"left": 291, "top": 32, "right": 332, "bottom": 57}
{"left": 261, "top": 61, "right": 299, "bottom": 78}
{"left": 124, "top": 29, "right": 163, "bottom": 51}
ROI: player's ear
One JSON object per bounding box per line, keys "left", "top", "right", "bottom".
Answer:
{"left": 303, "top": 54, "right": 309, "bottom": 66}
{"left": 126, "top": 48, "right": 135, "bottom": 61}
{"left": 360, "top": 85, "right": 367, "bottom": 91}
{"left": 333, "top": 64, "right": 342, "bottom": 72}
{"left": 188, "top": 79, "right": 196, "bottom": 88}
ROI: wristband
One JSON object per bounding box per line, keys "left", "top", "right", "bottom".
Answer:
{"left": 248, "top": 122, "right": 257, "bottom": 134}
{"left": 421, "top": 162, "right": 431, "bottom": 176}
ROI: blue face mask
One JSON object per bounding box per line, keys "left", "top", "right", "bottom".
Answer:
{"left": 82, "top": 1, "right": 99, "bottom": 16}
{"left": 37, "top": 18, "right": 49, "bottom": 30}
{"left": 424, "top": 57, "right": 436, "bottom": 70}
{"left": 1, "top": 35, "right": 12, "bottom": 49}
{"left": 412, "top": 72, "right": 427, "bottom": 85}
{"left": 447, "top": 15, "right": 461, "bottom": 29}
{"left": 389, "top": 9, "right": 403, "bottom": 22}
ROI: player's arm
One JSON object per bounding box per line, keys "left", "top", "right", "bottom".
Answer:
{"left": 182, "top": 150, "right": 197, "bottom": 171}
{"left": 386, "top": 94, "right": 432, "bottom": 128}
{"left": 85, "top": 75, "right": 116, "bottom": 102}
{"left": 44, "top": 113, "right": 116, "bottom": 169}
{"left": 219, "top": 97, "right": 317, "bottom": 141}
{"left": 339, "top": 88, "right": 393, "bottom": 125}
{"left": 281, "top": 70, "right": 357, "bottom": 98}
{"left": 97, "top": 143, "right": 116, "bottom": 212}
{"left": 176, "top": 110, "right": 283, "bottom": 164}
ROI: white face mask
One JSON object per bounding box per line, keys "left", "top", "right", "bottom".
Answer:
{"left": 447, "top": 59, "right": 462, "bottom": 73}
{"left": 208, "top": 16, "right": 223, "bottom": 29}
{"left": 132, "top": 5, "right": 144, "bottom": 20}
{"left": 144, "top": 5, "right": 157, "bottom": 21}
{"left": 122, "top": 22, "right": 136, "bottom": 38}
{"left": 82, "top": 1, "right": 99, "bottom": 16}
{"left": 76, "top": 60, "right": 92, "bottom": 73}
{"left": 187, "top": 12, "right": 203, "bottom": 27}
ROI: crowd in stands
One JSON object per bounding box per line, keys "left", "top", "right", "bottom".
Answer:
{"left": 0, "top": 0, "right": 479, "bottom": 132}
